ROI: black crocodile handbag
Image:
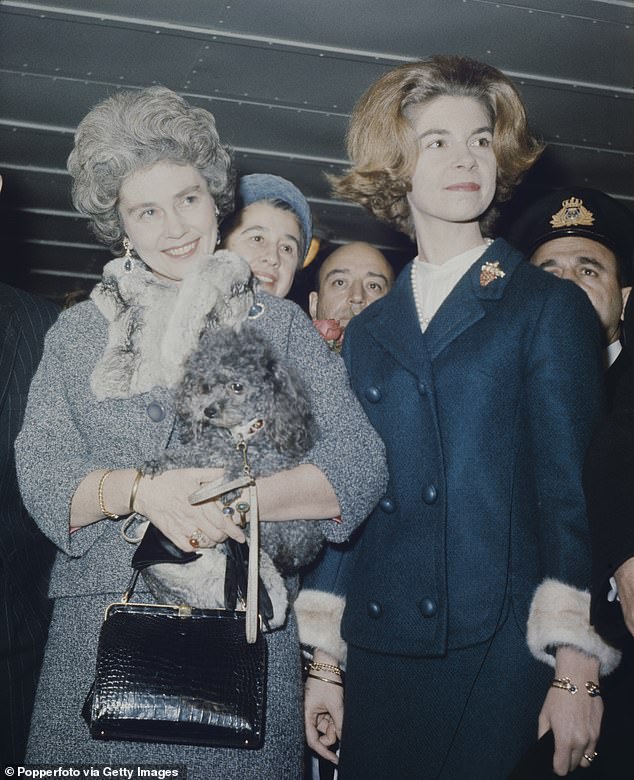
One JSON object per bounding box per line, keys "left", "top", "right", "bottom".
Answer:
{"left": 83, "top": 599, "right": 266, "bottom": 748}
{"left": 83, "top": 482, "right": 267, "bottom": 749}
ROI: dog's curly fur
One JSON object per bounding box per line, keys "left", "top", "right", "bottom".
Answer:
{"left": 176, "top": 326, "right": 316, "bottom": 477}
{"left": 141, "top": 325, "right": 326, "bottom": 622}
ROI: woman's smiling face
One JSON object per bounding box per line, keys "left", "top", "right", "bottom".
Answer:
{"left": 118, "top": 160, "right": 218, "bottom": 283}
{"left": 224, "top": 201, "right": 301, "bottom": 298}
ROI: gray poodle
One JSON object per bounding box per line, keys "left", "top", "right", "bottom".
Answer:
{"left": 139, "top": 324, "right": 326, "bottom": 625}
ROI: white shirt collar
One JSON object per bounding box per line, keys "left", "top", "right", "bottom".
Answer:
{"left": 605, "top": 339, "right": 622, "bottom": 369}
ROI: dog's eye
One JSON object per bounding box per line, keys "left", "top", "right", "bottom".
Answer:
{"left": 228, "top": 382, "right": 244, "bottom": 394}
{"left": 199, "top": 382, "right": 211, "bottom": 394}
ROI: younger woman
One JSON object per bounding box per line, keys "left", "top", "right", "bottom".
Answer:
{"left": 223, "top": 173, "right": 312, "bottom": 298}
{"left": 301, "top": 55, "right": 616, "bottom": 779}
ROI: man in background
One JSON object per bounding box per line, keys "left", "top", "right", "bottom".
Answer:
{"left": 0, "top": 173, "right": 59, "bottom": 762}
{"left": 303, "top": 241, "right": 393, "bottom": 780}
{"left": 510, "top": 187, "right": 633, "bottom": 407}
{"left": 511, "top": 186, "right": 634, "bottom": 778}
{"left": 308, "top": 241, "right": 394, "bottom": 337}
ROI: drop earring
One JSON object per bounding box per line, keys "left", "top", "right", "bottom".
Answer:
{"left": 215, "top": 204, "right": 221, "bottom": 247}
{"left": 123, "top": 237, "right": 133, "bottom": 271}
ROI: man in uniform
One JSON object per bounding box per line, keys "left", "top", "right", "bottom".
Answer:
{"left": 511, "top": 187, "right": 634, "bottom": 778}
{"left": 510, "top": 187, "right": 633, "bottom": 407}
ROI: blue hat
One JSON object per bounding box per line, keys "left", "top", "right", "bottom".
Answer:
{"left": 509, "top": 187, "right": 634, "bottom": 285}
{"left": 237, "top": 174, "right": 312, "bottom": 265}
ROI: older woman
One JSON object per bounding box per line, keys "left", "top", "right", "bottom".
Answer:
{"left": 300, "top": 56, "right": 618, "bottom": 778}
{"left": 222, "top": 173, "right": 312, "bottom": 298}
{"left": 16, "top": 86, "right": 387, "bottom": 778}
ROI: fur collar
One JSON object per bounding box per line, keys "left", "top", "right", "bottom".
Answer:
{"left": 90, "top": 250, "right": 255, "bottom": 400}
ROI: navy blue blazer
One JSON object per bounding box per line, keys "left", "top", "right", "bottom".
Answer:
{"left": 306, "top": 239, "right": 605, "bottom": 658}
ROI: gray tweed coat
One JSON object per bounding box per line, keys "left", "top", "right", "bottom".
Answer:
{"left": 15, "top": 268, "right": 387, "bottom": 778}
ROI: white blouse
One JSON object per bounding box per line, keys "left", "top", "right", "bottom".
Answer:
{"left": 411, "top": 241, "right": 493, "bottom": 332}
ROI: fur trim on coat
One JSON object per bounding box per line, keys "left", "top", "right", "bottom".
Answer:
{"left": 90, "top": 250, "right": 254, "bottom": 400}
{"left": 527, "top": 578, "right": 621, "bottom": 675}
{"left": 294, "top": 588, "right": 347, "bottom": 667}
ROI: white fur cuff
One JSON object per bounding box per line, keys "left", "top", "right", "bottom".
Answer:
{"left": 527, "top": 578, "right": 621, "bottom": 675}
{"left": 294, "top": 589, "right": 347, "bottom": 667}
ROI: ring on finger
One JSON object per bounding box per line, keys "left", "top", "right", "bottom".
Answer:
{"left": 232, "top": 512, "right": 247, "bottom": 527}
{"left": 189, "top": 527, "right": 211, "bottom": 548}
{"left": 235, "top": 501, "right": 250, "bottom": 528}
{"left": 583, "top": 751, "right": 598, "bottom": 764}
{"left": 219, "top": 504, "right": 243, "bottom": 526}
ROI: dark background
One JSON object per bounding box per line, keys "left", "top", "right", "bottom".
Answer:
{"left": 1, "top": 0, "right": 632, "bottom": 310}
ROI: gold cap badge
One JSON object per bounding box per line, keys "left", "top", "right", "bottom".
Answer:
{"left": 550, "top": 197, "right": 595, "bottom": 229}
{"left": 480, "top": 261, "right": 505, "bottom": 287}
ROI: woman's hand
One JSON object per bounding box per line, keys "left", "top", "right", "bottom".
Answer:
{"left": 304, "top": 650, "right": 344, "bottom": 765}
{"left": 614, "top": 556, "right": 634, "bottom": 637}
{"left": 134, "top": 467, "right": 247, "bottom": 551}
{"left": 538, "top": 646, "right": 603, "bottom": 775}
{"left": 70, "top": 463, "right": 339, "bottom": 544}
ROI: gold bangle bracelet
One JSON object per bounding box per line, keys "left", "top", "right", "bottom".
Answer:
{"left": 307, "top": 673, "right": 344, "bottom": 688}
{"left": 551, "top": 677, "right": 578, "bottom": 694}
{"left": 308, "top": 661, "right": 342, "bottom": 677}
{"left": 551, "top": 677, "right": 601, "bottom": 698}
{"left": 128, "top": 469, "right": 143, "bottom": 513}
{"left": 98, "top": 469, "right": 120, "bottom": 520}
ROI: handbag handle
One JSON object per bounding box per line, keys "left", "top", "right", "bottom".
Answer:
{"left": 189, "top": 473, "right": 260, "bottom": 644}
{"left": 245, "top": 481, "right": 259, "bottom": 644}
{"left": 121, "top": 472, "right": 261, "bottom": 644}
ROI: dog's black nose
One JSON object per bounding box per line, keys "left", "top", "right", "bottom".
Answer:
{"left": 203, "top": 405, "right": 217, "bottom": 419}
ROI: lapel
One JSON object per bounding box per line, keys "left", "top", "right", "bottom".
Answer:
{"left": 0, "top": 303, "right": 18, "bottom": 411}
{"left": 360, "top": 261, "right": 429, "bottom": 378}
{"left": 363, "top": 239, "right": 522, "bottom": 371}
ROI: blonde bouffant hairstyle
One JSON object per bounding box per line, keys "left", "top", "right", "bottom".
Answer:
{"left": 331, "top": 55, "right": 544, "bottom": 239}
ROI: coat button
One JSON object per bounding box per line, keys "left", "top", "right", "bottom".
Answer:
{"left": 365, "top": 386, "right": 382, "bottom": 403}
{"left": 419, "top": 597, "right": 438, "bottom": 618}
{"left": 417, "top": 382, "right": 427, "bottom": 395}
{"left": 146, "top": 401, "right": 165, "bottom": 422}
{"left": 379, "top": 497, "right": 395, "bottom": 514}
{"left": 422, "top": 484, "right": 437, "bottom": 504}
{"left": 367, "top": 601, "right": 382, "bottom": 619}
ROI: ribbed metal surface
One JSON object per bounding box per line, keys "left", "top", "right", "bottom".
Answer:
{"left": 0, "top": 0, "right": 632, "bottom": 302}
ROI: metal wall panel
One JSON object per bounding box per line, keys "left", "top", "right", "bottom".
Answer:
{"left": 0, "top": 0, "right": 631, "bottom": 299}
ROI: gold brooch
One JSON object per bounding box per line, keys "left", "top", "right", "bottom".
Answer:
{"left": 480, "top": 261, "right": 505, "bottom": 287}
{"left": 550, "top": 196, "right": 595, "bottom": 229}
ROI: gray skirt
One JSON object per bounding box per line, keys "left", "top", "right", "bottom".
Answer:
{"left": 27, "top": 592, "right": 304, "bottom": 779}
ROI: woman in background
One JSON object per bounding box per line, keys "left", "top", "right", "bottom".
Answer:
{"left": 223, "top": 172, "right": 312, "bottom": 298}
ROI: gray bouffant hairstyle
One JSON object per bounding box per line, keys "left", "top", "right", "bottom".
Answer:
{"left": 67, "top": 86, "right": 234, "bottom": 253}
